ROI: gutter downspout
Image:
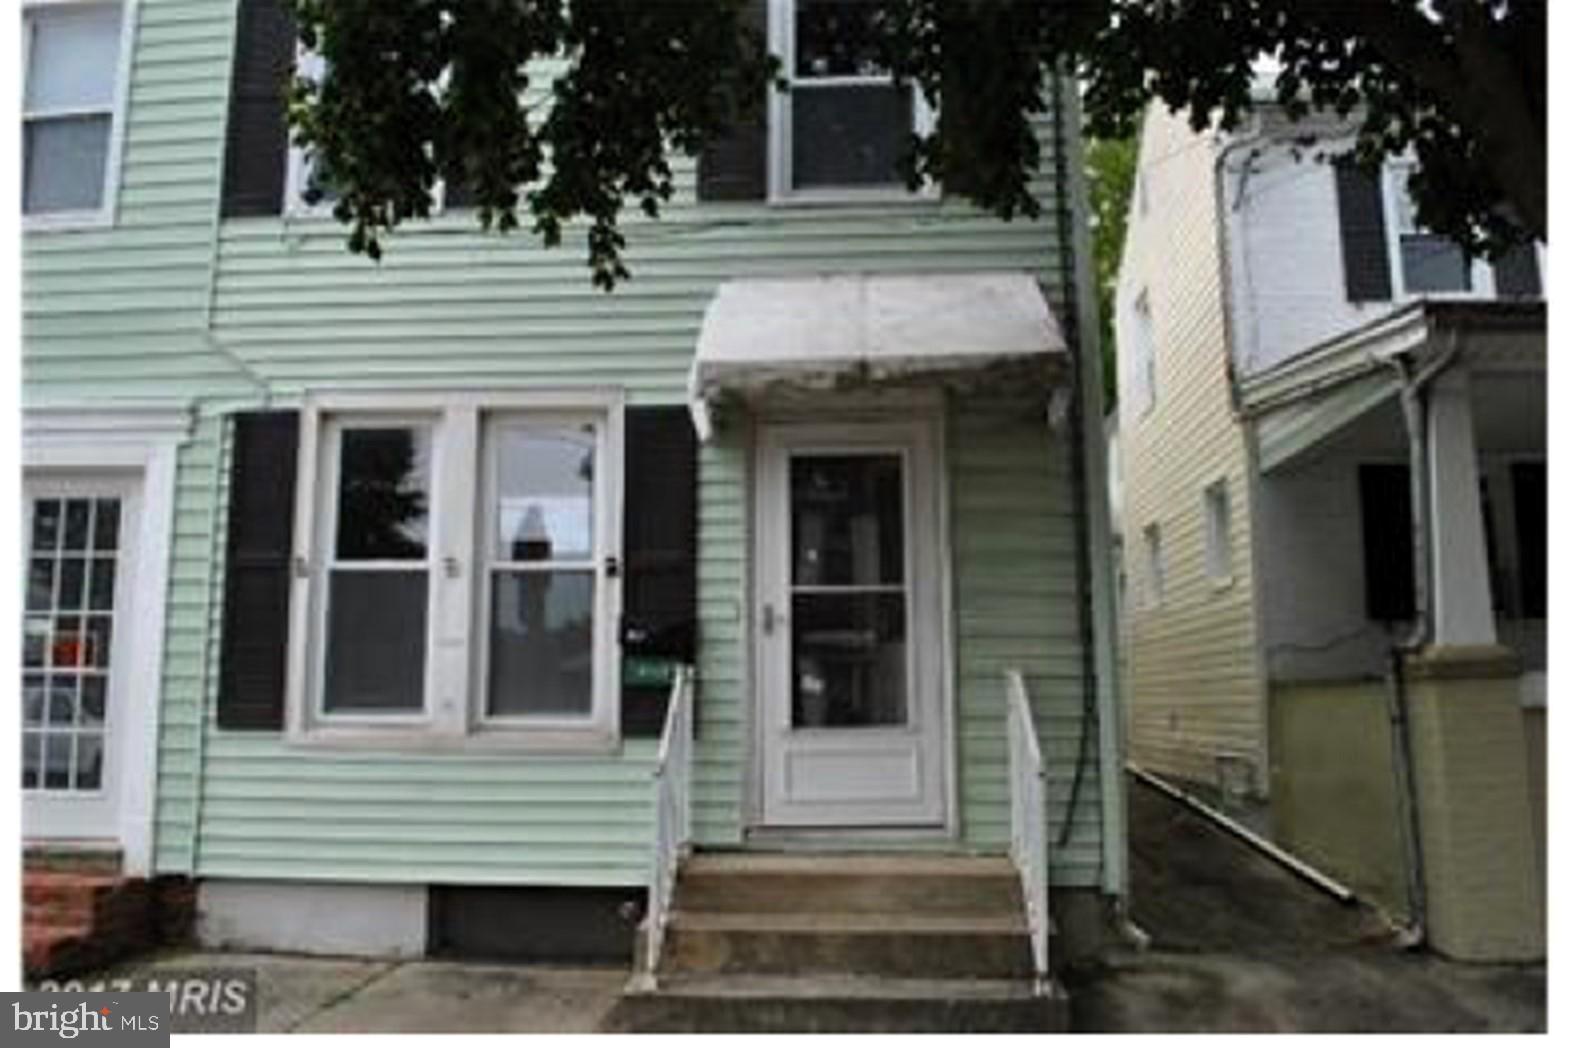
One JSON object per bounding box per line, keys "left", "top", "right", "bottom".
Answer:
{"left": 1374, "top": 329, "right": 1462, "bottom": 948}
{"left": 1053, "top": 79, "right": 1128, "bottom": 910}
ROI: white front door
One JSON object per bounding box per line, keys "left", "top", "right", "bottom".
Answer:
{"left": 22, "top": 475, "right": 140, "bottom": 843}
{"left": 756, "top": 420, "right": 948, "bottom": 828}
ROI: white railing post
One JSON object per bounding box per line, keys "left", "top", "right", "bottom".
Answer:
{"left": 641, "top": 665, "right": 695, "bottom": 991}
{"left": 1006, "top": 669, "right": 1051, "bottom": 998}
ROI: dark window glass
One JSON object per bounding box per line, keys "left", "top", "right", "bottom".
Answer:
{"left": 792, "top": 592, "right": 907, "bottom": 727}
{"left": 791, "top": 454, "right": 903, "bottom": 586}
{"left": 1512, "top": 462, "right": 1546, "bottom": 618}
{"left": 1400, "top": 234, "right": 1471, "bottom": 294}
{"left": 487, "top": 572, "right": 594, "bottom": 717}
{"left": 795, "top": 0, "right": 889, "bottom": 77}
{"left": 334, "top": 427, "right": 430, "bottom": 560}
{"left": 791, "top": 85, "right": 912, "bottom": 189}
{"left": 1358, "top": 464, "right": 1415, "bottom": 622}
{"left": 323, "top": 571, "right": 428, "bottom": 712}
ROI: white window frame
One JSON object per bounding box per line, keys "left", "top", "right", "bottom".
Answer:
{"left": 1142, "top": 522, "right": 1165, "bottom": 610}
{"left": 1380, "top": 161, "right": 1547, "bottom": 302}
{"left": 1203, "top": 479, "right": 1232, "bottom": 588}
{"left": 1132, "top": 287, "right": 1156, "bottom": 418}
{"left": 766, "top": 0, "right": 938, "bottom": 205}
{"left": 21, "top": 0, "right": 140, "bottom": 231}
{"left": 283, "top": 390, "right": 624, "bottom": 752}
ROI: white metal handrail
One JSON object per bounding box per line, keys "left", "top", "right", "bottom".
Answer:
{"left": 641, "top": 665, "right": 695, "bottom": 989}
{"left": 1006, "top": 668, "right": 1051, "bottom": 997}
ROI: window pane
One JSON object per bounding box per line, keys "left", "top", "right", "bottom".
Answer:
{"left": 27, "top": 559, "right": 55, "bottom": 611}
{"left": 795, "top": 0, "right": 889, "bottom": 77}
{"left": 488, "top": 571, "right": 593, "bottom": 717}
{"left": 80, "top": 676, "right": 107, "bottom": 726}
{"left": 25, "top": 4, "right": 122, "bottom": 112}
{"left": 791, "top": 591, "right": 907, "bottom": 727}
{"left": 791, "top": 454, "right": 903, "bottom": 586}
{"left": 494, "top": 426, "right": 596, "bottom": 563}
{"left": 335, "top": 427, "right": 431, "bottom": 560}
{"left": 58, "top": 557, "right": 87, "bottom": 611}
{"left": 93, "top": 499, "right": 120, "bottom": 551}
{"left": 323, "top": 571, "right": 428, "bottom": 712}
{"left": 75, "top": 734, "right": 104, "bottom": 790}
{"left": 23, "top": 675, "right": 46, "bottom": 726}
{"left": 23, "top": 116, "right": 111, "bottom": 214}
{"left": 1401, "top": 234, "right": 1471, "bottom": 293}
{"left": 22, "top": 732, "right": 41, "bottom": 790}
{"left": 46, "top": 678, "right": 76, "bottom": 725}
{"left": 43, "top": 734, "right": 72, "bottom": 789}
{"left": 63, "top": 500, "right": 92, "bottom": 551}
{"left": 792, "top": 85, "right": 911, "bottom": 189}
{"left": 89, "top": 559, "right": 115, "bottom": 611}
{"left": 31, "top": 500, "right": 62, "bottom": 551}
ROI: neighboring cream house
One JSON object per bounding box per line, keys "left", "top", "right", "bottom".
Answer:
{"left": 1113, "top": 99, "right": 1545, "bottom": 961}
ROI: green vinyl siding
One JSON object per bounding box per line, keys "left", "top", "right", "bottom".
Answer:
{"left": 23, "top": 0, "right": 256, "bottom": 406}
{"left": 22, "top": 8, "right": 1104, "bottom": 888}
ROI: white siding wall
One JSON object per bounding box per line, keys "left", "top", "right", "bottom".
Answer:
{"left": 1113, "top": 104, "right": 1264, "bottom": 792}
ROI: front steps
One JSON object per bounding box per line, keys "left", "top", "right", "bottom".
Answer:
{"left": 20, "top": 848, "right": 175, "bottom": 980}
{"left": 604, "top": 853, "right": 1067, "bottom": 1033}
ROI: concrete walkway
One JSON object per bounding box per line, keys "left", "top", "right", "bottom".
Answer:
{"left": 1067, "top": 778, "right": 1546, "bottom": 1033}
{"left": 81, "top": 950, "right": 628, "bottom": 1033}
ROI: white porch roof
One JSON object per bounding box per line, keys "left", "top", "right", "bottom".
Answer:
{"left": 688, "top": 273, "right": 1067, "bottom": 438}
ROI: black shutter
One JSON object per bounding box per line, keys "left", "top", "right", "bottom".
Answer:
{"left": 621, "top": 407, "right": 699, "bottom": 737}
{"left": 221, "top": 0, "right": 297, "bottom": 217}
{"left": 697, "top": 0, "right": 767, "bottom": 202}
{"left": 1335, "top": 162, "right": 1393, "bottom": 303}
{"left": 1512, "top": 462, "right": 1546, "bottom": 618}
{"left": 218, "top": 412, "right": 299, "bottom": 730}
{"left": 1494, "top": 242, "right": 1543, "bottom": 298}
{"left": 1358, "top": 464, "right": 1415, "bottom": 622}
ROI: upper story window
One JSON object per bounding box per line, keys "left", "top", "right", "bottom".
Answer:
{"left": 1129, "top": 288, "right": 1157, "bottom": 418}
{"left": 1142, "top": 523, "right": 1165, "bottom": 610}
{"left": 21, "top": 0, "right": 134, "bottom": 227}
{"left": 1386, "top": 168, "right": 1473, "bottom": 295}
{"left": 1203, "top": 479, "right": 1232, "bottom": 585}
{"left": 768, "top": 0, "right": 936, "bottom": 202}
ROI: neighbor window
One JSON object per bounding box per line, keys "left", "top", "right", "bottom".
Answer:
{"left": 769, "top": 0, "right": 935, "bottom": 200}
{"left": 1142, "top": 524, "right": 1165, "bottom": 609}
{"left": 292, "top": 395, "right": 620, "bottom": 747}
{"left": 21, "top": 0, "right": 131, "bottom": 223}
{"left": 1131, "top": 289, "right": 1157, "bottom": 417}
{"left": 1387, "top": 167, "right": 1472, "bottom": 295}
{"left": 1203, "top": 480, "right": 1231, "bottom": 584}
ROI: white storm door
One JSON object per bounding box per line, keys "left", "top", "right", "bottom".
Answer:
{"left": 757, "top": 421, "right": 946, "bottom": 828}
{"left": 22, "top": 475, "right": 140, "bottom": 842}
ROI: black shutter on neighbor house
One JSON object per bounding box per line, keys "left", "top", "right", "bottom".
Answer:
{"left": 1358, "top": 464, "right": 1415, "bottom": 622}
{"left": 217, "top": 412, "right": 299, "bottom": 730}
{"left": 697, "top": 0, "right": 768, "bottom": 202}
{"left": 1335, "top": 162, "right": 1394, "bottom": 303}
{"left": 221, "top": 0, "right": 297, "bottom": 217}
{"left": 1494, "top": 242, "right": 1543, "bottom": 298}
{"left": 620, "top": 407, "right": 699, "bottom": 737}
{"left": 1512, "top": 462, "right": 1546, "bottom": 618}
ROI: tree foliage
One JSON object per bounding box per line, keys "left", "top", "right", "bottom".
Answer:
{"left": 289, "top": 0, "right": 1544, "bottom": 286}
{"left": 1084, "top": 124, "right": 1139, "bottom": 413}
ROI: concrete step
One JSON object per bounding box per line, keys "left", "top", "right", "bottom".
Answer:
{"left": 604, "top": 973, "right": 1068, "bottom": 1033}
{"left": 676, "top": 853, "right": 1023, "bottom": 916}
{"left": 662, "top": 911, "right": 1034, "bottom": 979}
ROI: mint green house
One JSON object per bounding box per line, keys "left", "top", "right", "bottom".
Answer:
{"left": 23, "top": 0, "right": 1123, "bottom": 983}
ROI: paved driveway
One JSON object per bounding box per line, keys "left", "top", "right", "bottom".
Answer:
{"left": 1067, "top": 777, "right": 1546, "bottom": 1033}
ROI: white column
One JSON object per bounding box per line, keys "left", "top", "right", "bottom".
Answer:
{"left": 1427, "top": 367, "right": 1497, "bottom": 645}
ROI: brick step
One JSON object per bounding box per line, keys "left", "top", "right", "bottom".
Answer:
{"left": 660, "top": 911, "right": 1035, "bottom": 979}
{"left": 21, "top": 872, "right": 157, "bottom": 979}
{"left": 24, "top": 845, "right": 122, "bottom": 876}
{"left": 604, "top": 973, "right": 1068, "bottom": 1033}
{"left": 675, "top": 853, "right": 1023, "bottom": 916}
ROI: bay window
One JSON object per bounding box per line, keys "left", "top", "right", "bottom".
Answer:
{"left": 287, "top": 393, "right": 621, "bottom": 749}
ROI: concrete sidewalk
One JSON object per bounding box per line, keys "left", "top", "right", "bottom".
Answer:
{"left": 76, "top": 950, "right": 628, "bottom": 1033}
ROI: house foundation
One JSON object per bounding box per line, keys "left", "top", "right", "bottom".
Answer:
{"left": 1405, "top": 645, "right": 1544, "bottom": 961}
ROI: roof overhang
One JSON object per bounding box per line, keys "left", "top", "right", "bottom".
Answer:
{"left": 1239, "top": 299, "right": 1545, "bottom": 473}
{"left": 688, "top": 273, "right": 1068, "bottom": 440}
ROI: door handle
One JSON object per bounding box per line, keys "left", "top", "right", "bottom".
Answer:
{"left": 761, "top": 602, "right": 779, "bottom": 636}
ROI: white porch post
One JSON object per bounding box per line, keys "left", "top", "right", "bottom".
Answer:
{"left": 1426, "top": 367, "right": 1496, "bottom": 645}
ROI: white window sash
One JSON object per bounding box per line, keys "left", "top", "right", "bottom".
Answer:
{"left": 766, "top": 0, "right": 938, "bottom": 204}
{"left": 284, "top": 391, "right": 624, "bottom": 751}
{"left": 21, "top": 0, "right": 139, "bottom": 231}
{"left": 1381, "top": 161, "right": 1501, "bottom": 301}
